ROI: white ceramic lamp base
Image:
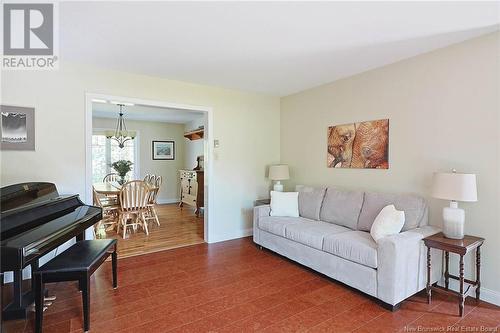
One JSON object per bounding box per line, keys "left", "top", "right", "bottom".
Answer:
{"left": 442, "top": 201, "right": 465, "bottom": 239}
{"left": 273, "top": 181, "right": 284, "bottom": 192}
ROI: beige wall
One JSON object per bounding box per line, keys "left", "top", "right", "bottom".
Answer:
{"left": 281, "top": 32, "right": 500, "bottom": 300}
{"left": 1, "top": 62, "right": 281, "bottom": 242}
{"left": 92, "top": 117, "right": 186, "bottom": 202}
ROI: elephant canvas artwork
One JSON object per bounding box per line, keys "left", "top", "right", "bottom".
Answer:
{"left": 327, "top": 119, "right": 389, "bottom": 169}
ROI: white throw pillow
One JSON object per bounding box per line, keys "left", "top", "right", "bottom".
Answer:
{"left": 370, "top": 204, "right": 405, "bottom": 243}
{"left": 270, "top": 191, "right": 299, "bottom": 217}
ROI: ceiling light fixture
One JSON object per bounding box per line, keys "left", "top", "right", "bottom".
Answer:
{"left": 105, "top": 104, "right": 136, "bottom": 148}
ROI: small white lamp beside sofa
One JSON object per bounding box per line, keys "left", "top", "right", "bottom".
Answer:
{"left": 431, "top": 169, "right": 477, "bottom": 239}
{"left": 268, "top": 165, "right": 289, "bottom": 192}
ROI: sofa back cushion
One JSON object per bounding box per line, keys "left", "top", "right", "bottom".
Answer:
{"left": 297, "top": 186, "right": 326, "bottom": 221}
{"left": 357, "top": 192, "right": 428, "bottom": 232}
{"left": 319, "top": 188, "right": 364, "bottom": 230}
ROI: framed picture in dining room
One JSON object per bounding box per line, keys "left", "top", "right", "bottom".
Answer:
{"left": 0, "top": 105, "right": 35, "bottom": 150}
{"left": 152, "top": 140, "right": 175, "bottom": 160}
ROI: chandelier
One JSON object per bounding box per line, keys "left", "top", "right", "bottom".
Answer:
{"left": 105, "top": 104, "right": 136, "bottom": 148}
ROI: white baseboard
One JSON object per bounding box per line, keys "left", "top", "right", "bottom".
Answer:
{"left": 481, "top": 288, "right": 500, "bottom": 306}
{"left": 156, "top": 198, "right": 180, "bottom": 204}
{"left": 208, "top": 228, "right": 253, "bottom": 244}
{"left": 438, "top": 278, "right": 500, "bottom": 306}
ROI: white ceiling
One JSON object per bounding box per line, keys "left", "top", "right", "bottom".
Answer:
{"left": 61, "top": 2, "right": 500, "bottom": 96}
{"left": 92, "top": 102, "right": 204, "bottom": 124}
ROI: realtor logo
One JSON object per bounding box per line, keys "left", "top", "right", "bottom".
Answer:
{"left": 2, "top": 2, "right": 58, "bottom": 69}
{"left": 4, "top": 3, "right": 53, "bottom": 55}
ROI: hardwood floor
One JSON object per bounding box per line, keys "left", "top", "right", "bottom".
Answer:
{"left": 2, "top": 237, "right": 499, "bottom": 333}
{"left": 108, "top": 203, "right": 204, "bottom": 258}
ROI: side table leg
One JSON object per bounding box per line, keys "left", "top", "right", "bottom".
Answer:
{"left": 459, "top": 255, "right": 465, "bottom": 317}
{"left": 476, "top": 246, "right": 481, "bottom": 303}
{"left": 444, "top": 251, "right": 449, "bottom": 290}
{"left": 426, "top": 246, "right": 431, "bottom": 304}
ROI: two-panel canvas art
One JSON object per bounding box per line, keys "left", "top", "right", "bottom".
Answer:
{"left": 327, "top": 119, "right": 389, "bottom": 169}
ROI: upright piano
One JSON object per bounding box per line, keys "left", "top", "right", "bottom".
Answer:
{"left": 0, "top": 182, "right": 102, "bottom": 320}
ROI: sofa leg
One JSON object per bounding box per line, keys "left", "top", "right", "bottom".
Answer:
{"left": 389, "top": 302, "right": 401, "bottom": 312}
{"left": 380, "top": 300, "right": 401, "bottom": 312}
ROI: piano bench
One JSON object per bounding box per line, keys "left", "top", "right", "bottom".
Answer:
{"left": 33, "top": 239, "right": 118, "bottom": 333}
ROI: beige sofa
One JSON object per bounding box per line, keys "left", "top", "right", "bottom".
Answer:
{"left": 253, "top": 187, "right": 442, "bottom": 309}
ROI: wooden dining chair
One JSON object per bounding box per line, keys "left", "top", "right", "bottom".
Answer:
{"left": 92, "top": 187, "right": 119, "bottom": 238}
{"left": 143, "top": 174, "right": 152, "bottom": 184}
{"left": 103, "top": 173, "right": 119, "bottom": 183}
{"left": 117, "top": 180, "right": 150, "bottom": 239}
{"left": 145, "top": 176, "right": 162, "bottom": 227}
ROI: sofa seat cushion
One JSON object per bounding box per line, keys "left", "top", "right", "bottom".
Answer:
{"left": 323, "top": 231, "right": 378, "bottom": 268}
{"left": 258, "top": 216, "right": 310, "bottom": 237}
{"left": 284, "top": 221, "right": 351, "bottom": 250}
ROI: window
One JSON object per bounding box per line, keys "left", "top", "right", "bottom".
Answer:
{"left": 91, "top": 134, "right": 137, "bottom": 183}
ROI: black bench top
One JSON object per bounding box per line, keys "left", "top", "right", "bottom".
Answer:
{"left": 37, "top": 239, "right": 117, "bottom": 273}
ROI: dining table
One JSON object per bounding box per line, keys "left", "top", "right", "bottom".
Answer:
{"left": 93, "top": 181, "right": 122, "bottom": 196}
{"left": 93, "top": 181, "right": 158, "bottom": 204}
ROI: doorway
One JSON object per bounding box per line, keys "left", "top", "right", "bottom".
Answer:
{"left": 84, "top": 93, "right": 213, "bottom": 257}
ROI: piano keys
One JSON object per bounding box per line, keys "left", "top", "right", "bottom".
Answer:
{"left": 1, "top": 182, "right": 102, "bottom": 320}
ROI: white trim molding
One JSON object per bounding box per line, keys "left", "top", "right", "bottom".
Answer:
{"left": 481, "top": 288, "right": 500, "bottom": 306}
{"left": 208, "top": 228, "right": 253, "bottom": 244}
{"left": 85, "top": 92, "right": 214, "bottom": 243}
{"left": 439, "top": 278, "right": 500, "bottom": 306}
{"left": 156, "top": 198, "right": 180, "bottom": 205}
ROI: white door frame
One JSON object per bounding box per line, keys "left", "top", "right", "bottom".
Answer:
{"left": 84, "top": 92, "right": 214, "bottom": 243}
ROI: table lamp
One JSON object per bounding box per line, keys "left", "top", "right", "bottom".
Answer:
{"left": 431, "top": 169, "right": 477, "bottom": 239}
{"left": 268, "top": 165, "right": 289, "bottom": 192}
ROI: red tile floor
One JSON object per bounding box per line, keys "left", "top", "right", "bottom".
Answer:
{"left": 2, "top": 237, "right": 499, "bottom": 333}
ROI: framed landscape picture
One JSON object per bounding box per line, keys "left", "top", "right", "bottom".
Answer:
{"left": 0, "top": 105, "right": 35, "bottom": 150}
{"left": 152, "top": 140, "right": 175, "bottom": 160}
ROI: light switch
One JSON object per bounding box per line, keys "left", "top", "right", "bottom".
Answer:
{"left": 214, "top": 139, "right": 220, "bottom": 148}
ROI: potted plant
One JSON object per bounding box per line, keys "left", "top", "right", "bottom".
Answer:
{"left": 111, "top": 160, "right": 133, "bottom": 185}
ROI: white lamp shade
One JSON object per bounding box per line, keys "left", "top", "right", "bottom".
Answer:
{"left": 268, "top": 165, "right": 290, "bottom": 181}
{"left": 431, "top": 172, "right": 477, "bottom": 202}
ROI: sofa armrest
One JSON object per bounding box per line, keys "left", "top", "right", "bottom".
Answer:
{"left": 253, "top": 205, "right": 270, "bottom": 244}
{"left": 377, "top": 226, "right": 442, "bottom": 305}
